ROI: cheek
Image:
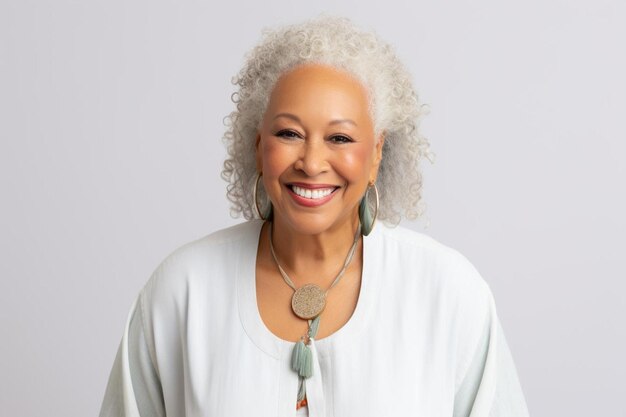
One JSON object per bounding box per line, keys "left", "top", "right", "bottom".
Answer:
{"left": 261, "top": 140, "right": 298, "bottom": 188}
{"left": 261, "top": 140, "right": 293, "bottom": 178}
{"left": 339, "top": 146, "right": 375, "bottom": 181}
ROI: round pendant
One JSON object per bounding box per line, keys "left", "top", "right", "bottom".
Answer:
{"left": 291, "top": 284, "right": 326, "bottom": 319}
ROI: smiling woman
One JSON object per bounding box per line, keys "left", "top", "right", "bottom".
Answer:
{"left": 99, "top": 15, "right": 530, "bottom": 417}
{"left": 256, "top": 64, "right": 383, "bottom": 236}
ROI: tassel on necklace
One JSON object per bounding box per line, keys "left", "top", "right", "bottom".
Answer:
{"left": 291, "top": 315, "right": 320, "bottom": 379}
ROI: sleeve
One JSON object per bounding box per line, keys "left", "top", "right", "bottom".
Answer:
{"left": 98, "top": 295, "right": 166, "bottom": 417}
{"left": 452, "top": 288, "right": 530, "bottom": 417}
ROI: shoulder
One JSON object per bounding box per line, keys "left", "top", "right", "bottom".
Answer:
{"left": 163, "top": 220, "right": 261, "bottom": 263}
{"left": 373, "top": 223, "right": 494, "bottom": 316}
{"left": 375, "top": 223, "right": 488, "bottom": 286}
{"left": 376, "top": 223, "right": 465, "bottom": 262}
{"left": 151, "top": 220, "right": 261, "bottom": 274}
{"left": 139, "top": 220, "right": 262, "bottom": 306}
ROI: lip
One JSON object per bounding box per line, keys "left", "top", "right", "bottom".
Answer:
{"left": 288, "top": 182, "right": 339, "bottom": 189}
{"left": 285, "top": 183, "right": 339, "bottom": 207}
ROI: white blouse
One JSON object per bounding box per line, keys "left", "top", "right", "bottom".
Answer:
{"left": 99, "top": 220, "right": 529, "bottom": 417}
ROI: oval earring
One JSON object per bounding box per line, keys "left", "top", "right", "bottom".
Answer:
{"left": 253, "top": 173, "right": 273, "bottom": 220}
{"left": 358, "top": 182, "right": 379, "bottom": 236}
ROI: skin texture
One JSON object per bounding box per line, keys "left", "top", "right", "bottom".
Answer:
{"left": 255, "top": 64, "right": 384, "bottom": 341}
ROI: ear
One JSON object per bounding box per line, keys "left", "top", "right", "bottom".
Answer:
{"left": 374, "top": 132, "right": 385, "bottom": 163}
{"left": 255, "top": 131, "right": 263, "bottom": 172}
{"left": 369, "top": 132, "right": 385, "bottom": 183}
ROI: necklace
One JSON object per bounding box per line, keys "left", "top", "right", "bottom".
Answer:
{"left": 267, "top": 221, "right": 362, "bottom": 405}
{"left": 268, "top": 222, "right": 362, "bottom": 320}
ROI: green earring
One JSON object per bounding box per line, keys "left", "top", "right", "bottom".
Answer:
{"left": 358, "top": 182, "right": 379, "bottom": 236}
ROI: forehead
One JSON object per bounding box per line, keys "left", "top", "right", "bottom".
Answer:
{"left": 265, "top": 64, "right": 372, "bottom": 124}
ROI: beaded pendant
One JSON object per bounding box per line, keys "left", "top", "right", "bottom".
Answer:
{"left": 291, "top": 284, "right": 326, "bottom": 319}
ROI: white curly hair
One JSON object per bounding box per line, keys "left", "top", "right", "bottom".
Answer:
{"left": 221, "top": 15, "right": 434, "bottom": 226}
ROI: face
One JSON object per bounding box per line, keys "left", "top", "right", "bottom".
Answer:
{"left": 256, "top": 64, "right": 384, "bottom": 235}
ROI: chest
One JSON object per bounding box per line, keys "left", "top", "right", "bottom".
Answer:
{"left": 255, "top": 265, "right": 363, "bottom": 342}
{"left": 168, "top": 300, "right": 454, "bottom": 417}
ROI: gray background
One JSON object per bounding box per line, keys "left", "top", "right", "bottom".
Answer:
{"left": 1, "top": 0, "right": 624, "bottom": 416}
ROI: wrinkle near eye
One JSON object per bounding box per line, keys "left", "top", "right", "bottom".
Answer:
{"left": 275, "top": 129, "right": 303, "bottom": 139}
{"left": 329, "top": 135, "right": 353, "bottom": 144}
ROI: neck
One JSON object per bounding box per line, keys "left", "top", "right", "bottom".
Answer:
{"left": 265, "top": 215, "right": 362, "bottom": 288}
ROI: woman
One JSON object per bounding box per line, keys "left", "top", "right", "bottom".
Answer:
{"left": 99, "top": 16, "right": 529, "bottom": 417}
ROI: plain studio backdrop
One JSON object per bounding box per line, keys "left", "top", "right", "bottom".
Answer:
{"left": 1, "top": 0, "right": 624, "bottom": 416}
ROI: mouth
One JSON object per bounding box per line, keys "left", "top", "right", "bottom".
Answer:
{"left": 285, "top": 183, "right": 340, "bottom": 207}
{"left": 289, "top": 184, "right": 339, "bottom": 200}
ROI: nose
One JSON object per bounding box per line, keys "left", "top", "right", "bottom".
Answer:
{"left": 294, "top": 138, "right": 329, "bottom": 177}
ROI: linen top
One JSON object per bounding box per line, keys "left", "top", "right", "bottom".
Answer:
{"left": 99, "top": 220, "right": 530, "bottom": 417}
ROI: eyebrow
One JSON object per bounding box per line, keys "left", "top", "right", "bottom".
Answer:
{"left": 273, "top": 113, "right": 357, "bottom": 127}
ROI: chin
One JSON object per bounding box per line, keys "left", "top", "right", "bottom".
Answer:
{"left": 274, "top": 210, "right": 354, "bottom": 236}
{"left": 283, "top": 217, "right": 333, "bottom": 236}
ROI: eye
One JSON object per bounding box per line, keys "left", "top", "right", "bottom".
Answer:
{"left": 275, "top": 129, "right": 302, "bottom": 140}
{"left": 329, "top": 135, "right": 353, "bottom": 144}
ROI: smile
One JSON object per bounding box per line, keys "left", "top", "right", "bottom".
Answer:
{"left": 290, "top": 185, "right": 336, "bottom": 200}
{"left": 286, "top": 183, "right": 339, "bottom": 207}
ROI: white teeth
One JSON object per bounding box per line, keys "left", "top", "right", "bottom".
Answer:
{"left": 291, "top": 185, "right": 334, "bottom": 199}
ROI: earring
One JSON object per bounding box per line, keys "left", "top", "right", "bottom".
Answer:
{"left": 359, "top": 182, "right": 379, "bottom": 236}
{"left": 253, "top": 172, "right": 272, "bottom": 220}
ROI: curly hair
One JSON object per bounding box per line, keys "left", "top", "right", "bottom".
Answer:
{"left": 221, "top": 15, "right": 434, "bottom": 226}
